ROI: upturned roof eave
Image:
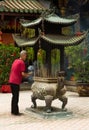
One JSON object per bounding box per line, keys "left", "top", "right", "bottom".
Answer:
{"left": 12, "top": 34, "right": 39, "bottom": 47}
{"left": 44, "top": 14, "right": 77, "bottom": 25}
{"left": 20, "top": 14, "right": 77, "bottom": 27}
{"left": 20, "top": 17, "right": 42, "bottom": 27}
{"left": 40, "top": 33, "right": 87, "bottom": 46}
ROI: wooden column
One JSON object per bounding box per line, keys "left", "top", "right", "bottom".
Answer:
{"left": 1, "top": 14, "right": 4, "bottom": 21}
{"left": 46, "top": 47, "right": 51, "bottom": 77}
{"left": 60, "top": 46, "right": 64, "bottom": 71}
{"left": 34, "top": 46, "right": 38, "bottom": 61}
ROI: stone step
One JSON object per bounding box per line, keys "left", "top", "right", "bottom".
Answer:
{"left": 20, "top": 82, "right": 32, "bottom": 91}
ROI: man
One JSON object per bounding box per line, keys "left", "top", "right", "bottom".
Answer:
{"left": 9, "top": 50, "right": 32, "bottom": 116}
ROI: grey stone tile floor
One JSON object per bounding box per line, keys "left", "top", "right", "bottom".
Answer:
{"left": 0, "top": 91, "right": 89, "bottom": 130}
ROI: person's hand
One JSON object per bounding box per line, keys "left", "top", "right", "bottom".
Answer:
{"left": 28, "top": 71, "right": 33, "bottom": 75}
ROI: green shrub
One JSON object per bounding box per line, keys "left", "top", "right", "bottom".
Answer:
{"left": 0, "top": 44, "right": 19, "bottom": 85}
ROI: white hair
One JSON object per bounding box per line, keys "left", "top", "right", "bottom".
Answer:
{"left": 20, "top": 50, "right": 27, "bottom": 56}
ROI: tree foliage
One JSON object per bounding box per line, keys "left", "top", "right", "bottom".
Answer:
{"left": 65, "top": 44, "right": 89, "bottom": 82}
{"left": 0, "top": 45, "right": 19, "bottom": 85}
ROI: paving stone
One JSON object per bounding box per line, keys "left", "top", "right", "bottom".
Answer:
{"left": 0, "top": 91, "right": 89, "bottom": 130}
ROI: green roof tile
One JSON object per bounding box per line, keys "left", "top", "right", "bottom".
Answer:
{"left": 0, "top": 0, "right": 48, "bottom": 13}
{"left": 44, "top": 14, "right": 77, "bottom": 25}
{"left": 41, "top": 33, "right": 87, "bottom": 46}
{"left": 12, "top": 32, "right": 87, "bottom": 47}
{"left": 13, "top": 34, "right": 39, "bottom": 47}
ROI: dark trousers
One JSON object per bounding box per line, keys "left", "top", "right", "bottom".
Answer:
{"left": 10, "top": 83, "right": 20, "bottom": 115}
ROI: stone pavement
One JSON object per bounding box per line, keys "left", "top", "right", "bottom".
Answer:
{"left": 0, "top": 90, "right": 89, "bottom": 130}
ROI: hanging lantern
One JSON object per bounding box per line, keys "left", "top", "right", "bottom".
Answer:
{"left": 37, "top": 49, "right": 42, "bottom": 57}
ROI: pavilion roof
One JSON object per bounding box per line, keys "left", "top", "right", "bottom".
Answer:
{"left": 0, "top": 0, "right": 48, "bottom": 13}
{"left": 21, "top": 14, "right": 77, "bottom": 27}
{"left": 44, "top": 14, "right": 77, "bottom": 25}
{"left": 20, "top": 17, "right": 42, "bottom": 27}
{"left": 12, "top": 34, "right": 39, "bottom": 47}
{"left": 13, "top": 32, "right": 87, "bottom": 47}
{"left": 41, "top": 33, "right": 86, "bottom": 46}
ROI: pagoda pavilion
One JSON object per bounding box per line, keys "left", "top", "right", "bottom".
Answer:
{"left": 13, "top": 13, "right": 87, "bottom": 78}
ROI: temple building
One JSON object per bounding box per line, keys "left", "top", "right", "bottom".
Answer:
{"left": 0, "top": 0, "right": 49, "bottom": 44}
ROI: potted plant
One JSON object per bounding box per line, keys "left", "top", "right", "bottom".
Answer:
{"left": 75, "top": 60, "right": 89, "bottom": 96}
{"left": 0, "top": 44, "right": 19, "bottom": 92}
